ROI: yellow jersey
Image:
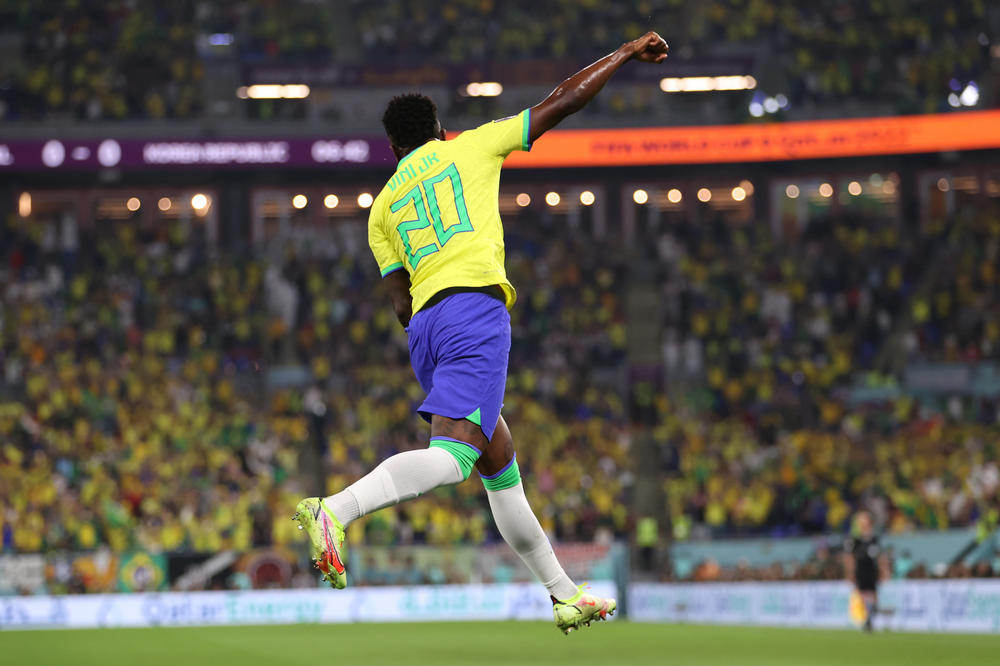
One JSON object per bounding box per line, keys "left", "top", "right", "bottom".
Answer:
{"left": 368, "top": 108, "right": 531, "bottom": 314}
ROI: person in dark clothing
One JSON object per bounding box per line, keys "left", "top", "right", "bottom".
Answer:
{"left": 843, "top": 511, "right": 889, "bottom": 631}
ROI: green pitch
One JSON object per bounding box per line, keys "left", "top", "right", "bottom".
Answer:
{"left": 4, "top": 622, "right": 998, "bottom": 665}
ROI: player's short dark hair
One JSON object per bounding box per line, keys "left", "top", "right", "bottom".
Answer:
{"left": 382, "top": 93, "right": 439, "bottom": 149}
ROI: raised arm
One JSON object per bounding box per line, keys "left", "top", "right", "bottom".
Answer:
{"left": 529, "top": 31, "right": 668, "bottom": 143}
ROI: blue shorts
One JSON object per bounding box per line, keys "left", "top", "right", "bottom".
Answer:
{"left": 406, "top": 290, "right": 510, "bottom": 441}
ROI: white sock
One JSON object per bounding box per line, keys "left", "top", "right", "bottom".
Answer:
{"left": 324, "top": 447, "right": 463, "bottom": 528}
{"left": 487, "top": 481, "right": 579, "bottom": 600}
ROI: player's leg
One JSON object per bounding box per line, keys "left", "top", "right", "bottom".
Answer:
{"left": 480, "top": 416, "right": 616, "bottom": 633}
{"left": 861, "top": 589, "right": 877, "bottom": 631}
{"left": 295, "top": 416, "right": 481, "bottom": 588}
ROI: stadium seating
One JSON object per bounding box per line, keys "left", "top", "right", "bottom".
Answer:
{"left": 3, "top": 192, "right": 999, "bottom": 585}
{"left": 1, "top": 1, "right": 992, "bottom": 120}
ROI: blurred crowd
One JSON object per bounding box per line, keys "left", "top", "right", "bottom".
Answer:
{"left": 0, "top": 204, "right": 631, "bottom": 558}
{"left": 0, "top": 214, "right": 302, "bottom": 555}
{"left": 0, "top": 0, "right": 333, "bottom": 121}
{"left": 1, "top": 2, "right": 203, "bottom": 120}
{"left": 2, "top": 187, "right": 999, "bottom": 587}
{"left": 2, "top": 1, "right": 995, "bottom": 121}
{"left": 653, "top": 200, "right": 1000, "bottom": 540}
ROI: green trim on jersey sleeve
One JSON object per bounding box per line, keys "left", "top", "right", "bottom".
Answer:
{"left": 380, "top": 262, "right": 404, "bottom": 277}
{"left": 521, "top": 108, "right": 532, "bottom": 152}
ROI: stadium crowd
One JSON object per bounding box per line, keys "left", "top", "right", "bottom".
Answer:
{"left": 654, "top": 199, "right": 1000, "bottom": 541}
{"left": 2, "top": 191, "right": 999, "bottom": 588}
{"left": 1, "top": 1, "right": 994, "bottom": 121}
{"left": 0, "top": 205, "right": 631, "bottom": 560}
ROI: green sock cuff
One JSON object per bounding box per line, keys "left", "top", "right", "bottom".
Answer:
{"left": 429, "top": 438, "right": 480, "bottom": 480}
{"left": 481, "top": 457, "right": 521, "bottom": 491}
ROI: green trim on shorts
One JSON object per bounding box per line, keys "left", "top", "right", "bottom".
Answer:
{"left": 481, "top": 458, "right": 521, "bottom": 491}
{"left": 465, "top": 407, "right": 482, "bottom": 427}
{"left": 429, "top": 438, "right": 480, "bottom": 480}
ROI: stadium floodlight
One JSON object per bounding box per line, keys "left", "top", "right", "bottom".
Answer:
{"left": 292, "top": 194, "right": 308, "bottom": 209}
{"left": 191, "top": 193, "right": 209, "bottom": 210}
{"left": 126, "top": 197, "right": 141, "bottom": 211}
{"left": 579, "top": 190, "right": 595, "bottom": 206}
{"left": 731, "top": 187, "right": 746, "bottom": 202}
{"left": 18, "top": 192, "right": 30, "bottom": 217}
{"left": 786, "top": 184, "right": 800, "bottom": 199}
{"left": 465, "top": 82, "right": 503, "bottom": 97}
{"left": 236, "top": 84, "right": 311, "bottom": 99}
{"left": 959, "top": 82, "right": 979, "bottom": 107}
{"left": 545, "top": 191, "right": 561, "bottom": 206}
{"left": 659, "top": 75, "right": 756, "bottom": 93}
{"left": 819, "top": 183, "right": 834, "bottom": 198}
{"left": 632, "top": 189, "right": 649, "bottom": 204}
{"left": 158, "top": 197, "right": 172, "bottom": 211}
{"left": 697, "top": 188, "right": 712, "bottom": 202}
{"left": 848, "top": 181, "right": 863, "bottom": 196}
{"left": 516, "top": 193, "right": 531, "bottom": 207}
{"left": 357, "top": 192, "right": 374, "bottom": 208}
{"left": 667, "top": 188, "right": 682, "bottom": 203}
{"left": 324, "top": 194, "right": 339, "bottom": 209}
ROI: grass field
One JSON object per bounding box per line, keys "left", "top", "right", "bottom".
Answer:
{"left": 4, "top": 622, "right": 1000, "bottom": 666}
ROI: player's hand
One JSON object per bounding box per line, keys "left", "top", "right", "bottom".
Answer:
{"left": 627, "top": 31, "right": 669, "bottom": 63}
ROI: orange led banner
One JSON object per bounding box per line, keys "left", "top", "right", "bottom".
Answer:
{"left": 499, "top": 110, "right": 1000, "bottom": 167}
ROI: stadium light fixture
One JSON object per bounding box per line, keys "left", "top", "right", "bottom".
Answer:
{"left": 786, "top": 184, "right": 800, "bottom": 199}
{"left": 667, "top": 188, "right": 682, "bottom": 204}
{"left": 819, "top": 183, "right": 834, "bottom": 198}
{"left": 579, "top": 190, "right": 595, "bottom": 206}
{"left": 126, "top": 197, "right": 141, "bottom": 211}
{"left": 697, "top": 188, "right": 712, "bottom": 202}
{"left": 632, "top": 189, "right": 649, "bottom": 205}
{"left": 158, "top": 197, "right": 172, "bottom": 211}
{"left": 18, "top": 192, "right": 30, "bottom": 217}
{"left": 464, "top": 82, "right": 503, "bottom": 97}
{"left": 848, "top": 181, "right": 863, "bottom": 196}
{"left": 959, "top": 82, "right": 979, "bottom": 107}
{"left": 516, "top": 193, "right": 531, "bottom": 207}
{"left": 659, "top": 75, "right": 756, "bottom": 93}
{"left": 545, "top": 191, "right": 561, "bottom": 206}
{"left": 236, "top": 84, "right": 311, "bottom": 100}
{"left": 731, "top": 187, "right": 746, "bottom": 202}
{"left": 191, "top": 193, "right": 209, "bottom": 210}
{"left": 357, "top": 192, "right": 374, "bottom": 208}
{"left": 324, "top": 194, "right": 339, "bottom": 209}
{"left": 292, "top": 194, "right": 308, "bottom": 209}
